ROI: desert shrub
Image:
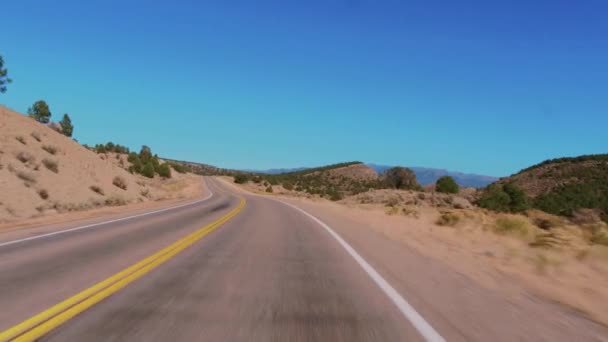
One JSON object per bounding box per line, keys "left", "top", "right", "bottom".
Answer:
{"left": 327, "top": 188, "right": 343, "bottom": 201}
{"left": 477, "top": 183, "right": 529, "bottom": 213}
{"left": 16, "top": 152, "right": 34, "bottom": 163}
{"left": 170, "top": 162, "right": 187, "bottom": 173}
{"left": 381, "top": 167, "right": 419, "bottom": 190}
{"left": 265, "top": 186, "right": 274, "bottom": 193}
{"left": 494, "top": 216, "right": 529, "bottom": 236}
{"left": 42, "top": 159, "right": 59, "bottom": 173}
{"left": 30, "top": 132, "right": 42, "bottom": 142}
{"left": 90, "top": 185, "right": 105, "bottom": 196}
{"left": 591, "top": 231, "right": 608, "bottom": 246}
{"left": 37, "top": 189, "right": 49, "bottom": 199}
{"left": 105, "top": 196, "right": 127, "bottom": 206}
{"left": 94, "top": 144, "right": 107, "bottom": 153}
{"left": 157, "top": 163, "right": 171, "bottom": 178}
{"left": 17, "top": 171, "right": 36, "bottom": 183}
{"left": 140, "top": 188, "right": 151, "bottom": 198}
{"left": 436, "top": 212, "right": 460, "bottom": 226}
{"left": 384, "top": 196, "right": 400, "bottom": 207}
{"left": 48, "top": 122, "right": 63, "bottom": 133}
{"left": 234, "top": 174, "right": 249, "bottom": 184}
{"left": 141, "top": 163, "right": 155, "bottom": 178}
{"left": 15, "top": 136, "right": 26, "bottom": 145}
{"left": 112, "top": 176, "right": 128, "bottom": 190}
{"left": 282, "top": 182, "right": 294, "bottom": 191}
{"left": 41, "top": 145, "right": 58, "bottom": 155}
{"left": 436, "top": 176, "right": 459, "bottom": 194}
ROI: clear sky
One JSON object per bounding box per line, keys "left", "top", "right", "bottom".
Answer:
{"left": 1, "top": 1, "right": 606, "bottom": 177}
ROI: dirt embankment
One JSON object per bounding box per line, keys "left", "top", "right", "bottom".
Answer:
{"left": 0, "top": 105, "right": 202, "bottom": 226}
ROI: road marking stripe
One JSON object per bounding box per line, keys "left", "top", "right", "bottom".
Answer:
{"left": 0, "top": 179, "right": 213, "bottom": 248}
{"left": 0, "top": 197, "right": 246, "bottom": 342}
{"left": 276, "top": 200, "right": 446, "bottom": 342}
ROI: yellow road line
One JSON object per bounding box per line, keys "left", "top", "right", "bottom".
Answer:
{"left": 0, "top": 198, "right": 246, "bottom": 342}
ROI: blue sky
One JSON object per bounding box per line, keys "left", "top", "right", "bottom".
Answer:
{"left": 1, "top": 1, "right": 606, "bottom": 177}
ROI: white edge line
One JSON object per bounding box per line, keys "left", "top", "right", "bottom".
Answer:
{"left": 275, "top": 199, "right": 446, "bottom": 342}
{"left": 0, "top": 177, "right": 214, "bottom": 248}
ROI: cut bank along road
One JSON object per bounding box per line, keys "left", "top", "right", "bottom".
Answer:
{"left": 0, "top": 177, "right": 437, "bottom": 341}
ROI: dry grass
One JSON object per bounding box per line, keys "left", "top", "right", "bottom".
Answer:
{"left": 436, "top": 211, "right": 460, "bottom": 226}
{"left": 30, "top": 131, "right": 42, "bottom": 142}
{"left": 89, "top": 185, "right": 105, "bottom": 196}
{"left": 41, "top": 145, "right": 58, "bottom": 155}
{"left": 140, "top": 188, "right": 151, "bottom": 198}
{"left": 112, "top": 176, "right": 127, "bottom": 190}
{"left": 15, "top": 136, "right": 26, "bottom": 145}
{"left": 37, "top": 189, "right": 49, "bottom": 200}
{"left": 42, "top": 159, "right": 59, "bottom": 173}
{"left": 494, "top": 216, "right": 530, "bottom": 237}
{"left": 105, "top": 196, "right": 128, "bottom": 206}
{"left": 15, "top": 151, "right": 34, "bottom": 164}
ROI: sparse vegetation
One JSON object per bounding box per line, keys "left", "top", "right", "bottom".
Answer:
{"left": 16, "top": 171, "right": 36, "bottom": 184}
{"left": 436, "top": 176, "right": 459, "bottom": 194}
{"left": 498, "top": 154, "right": 608, "bottom": 223}
{"left": 90, "top": 185, "right": 105, "bottom": 196}
{"left": 494, "top": 216, "right": 530, "bottom": 237}
{"left": 265, "top": 186, "right": 273, "bottom": 193}
{"left": 105, "top": 196, "right": 128, "bottom": 206}
{"left": 42, "top": 159, "right": 59, "bottom": 173}
{"left": 123, "top": 145, "right": 170, "bottom": 178}
{"left": 30, "top": 131, "right": 42, "bottom": 142}
{"left": 15, "top": 136, "right": 26, "bottom": 145}
{"left": 112, "top": 176, "right": 127, "bottom": 190}
{"left": 41, "top": 145, "right": 58, "bottom": 155}
{"left": 37, "top": 189, "right": 49, "bottom": 200}
{"left": 28, "top": 100, "right": 52, "bottom": 124}
{"left": 93, "top": 142, "right": 130, "bottom": 154}
{"left": 436, "top": 212, "right": 460, "bottom": 226}
{"left": 16, "top": 151, "right": 34, "bottom": 164}
{"left": 169, "top": 162, "right": 187, "bottom": 173}
{"left": 234, "top": 174, "right": 249, "bottom": 184}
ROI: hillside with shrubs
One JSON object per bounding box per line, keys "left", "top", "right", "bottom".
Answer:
{"left": 0, "top": 106, "right": 150, "bottom": 222}
{"left": 478, "top": 154, "right": 608, "bottom": 223}
{"left": 233, "top": 162, "right": 430, "bottom": 201}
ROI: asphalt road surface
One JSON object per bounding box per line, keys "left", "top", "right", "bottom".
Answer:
{"left": 0, "top": 178, "right": 431, "bottom": 341}
{"left": 1, "top": 177, "right": 606, "bottom": 341}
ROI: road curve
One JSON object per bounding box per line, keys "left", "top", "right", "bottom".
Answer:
{"left": 0, "top": 177, "right": 431, "bottom": 341}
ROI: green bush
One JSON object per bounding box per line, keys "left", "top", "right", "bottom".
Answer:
{"left": 141, "top": 163, "right": 155, "bottom": 178}
{"left": 170, "top": 163, "right": 187, "bottom": 174}
{"left": 477, "top": 183, "right": 529, "bottom": 213}
{"left": 157, "top": 163, "right": 171, "bottom": 178}
{"left": 382, "top": 167, "right": 419, "bottom": 190}
{"left": 435, "top": 176, "right": 459, "bottom": 193}
{"left": 265, "top": 186, "right": 273, "bottom": 193}
{"left": 234, "top": 174, "right": 249, "bottom": 184}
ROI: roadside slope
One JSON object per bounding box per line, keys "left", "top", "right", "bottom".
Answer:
{"left": 0, "top": 105, "right": 200, "bottom": 223}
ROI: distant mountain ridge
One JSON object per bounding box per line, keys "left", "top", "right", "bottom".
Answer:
{"left": 246, "top": 163, "right": 497, "bottom": 188}
{"left": 366, "top": 164, "right": 497, "bottom": 188}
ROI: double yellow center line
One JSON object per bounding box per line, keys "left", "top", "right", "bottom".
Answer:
{"left": 0, "top": 197, "right": 246, "bottom": 342}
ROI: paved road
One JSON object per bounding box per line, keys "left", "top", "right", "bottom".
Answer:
{"left": 0, "top": 178, "right": 428, "bottom": 341}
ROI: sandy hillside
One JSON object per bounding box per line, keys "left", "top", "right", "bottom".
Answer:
{"left": 0, "top": 106, "right": 201, "bottom": 223}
